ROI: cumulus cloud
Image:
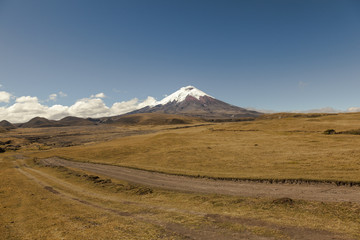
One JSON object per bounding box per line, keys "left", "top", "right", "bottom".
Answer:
{"left": 91, "top": 93, "right": 106, "bottom": 98}
{"left": 16, "top": 96, "right": 38, "bottom": 103}
{"left": 110, "top": 98, "right": 139, "bottom": 115}
{"left": 110, "top": 96, "right": 157, "bottom": 116}
{"left": 0, "top": 93, "right": 157, "bottom": 123}
{"left": 3, "top": 96, "right": 52, "bottom": 123}
{"left": 49, "top": 93, "right": 57, "bottom": 101}
{"left": 69, "top": 97, "right": 110, "bottom": 118}
{"left": 0, "top": 91, "right": 12, "bottom": 103}
{"left": 138, "top": 96, "right": 157, "bottom": 108}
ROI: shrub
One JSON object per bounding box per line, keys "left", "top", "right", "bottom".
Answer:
{"left": 324, "top": 129, "right": 336, "bottom": 135}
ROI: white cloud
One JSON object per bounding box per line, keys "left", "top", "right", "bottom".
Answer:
{"left": 0, "top": 92, "right": 157, "bottom": 123}
{"left": 69, "top": 98, "right": 110, "bottom": 118}
{"left": 59, "top": 91, "right": 67, "bottom": 97}
{"left": 16, "top": 96, "right": 38, "bottom": 103}
{"left": 347, "top": 107, "right": 360, "bottom": 112}
{"left": 4, "top": 96, "right": 49, "bottom": 123}
{"left": 0, "top": 91, "right": 12, "bottom": 103}
{"left": 138, "top": 96, "right": 157, "bottom": 108}
{"left": 49, "top": 93, "right": 57, "bottom": 101}
{"left": 47, "top": 105, "right": 70, "bottom": 119}
{"left": 110, "top": 98, "right": 143, "bottom": 116}
{"left": 91, "top": 93, "right": 106, "bottom": 98}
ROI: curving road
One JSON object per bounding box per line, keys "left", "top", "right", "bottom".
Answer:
{"left": 40, "top": 157, "right": 360, "bottom": 203}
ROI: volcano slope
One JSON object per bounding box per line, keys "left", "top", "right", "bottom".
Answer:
{"left": 2, "top": 112, "right": 360, "bottom": 239}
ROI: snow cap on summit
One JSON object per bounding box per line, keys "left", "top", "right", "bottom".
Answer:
{"left": 157, "top": 86, "right": 212, "bottom": 105}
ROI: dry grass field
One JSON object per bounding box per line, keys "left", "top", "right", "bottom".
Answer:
{"left": 2, "top": 112, "right": 360, "bottom": 239}
{"left": 33, "top": 112, "right": 360, "bottom": 182}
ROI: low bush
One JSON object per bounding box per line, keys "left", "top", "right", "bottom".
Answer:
{"left": 323, "top": 129, "right": 336, "bottom": 135}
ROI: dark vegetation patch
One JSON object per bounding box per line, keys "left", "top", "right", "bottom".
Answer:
{"left": 272, "top": 197, "right": 294, "bottom": 205}
{"left": 323, "top": 129, "right": 336, "bottom": 135}
{"left": 339, "top": 129, "right": 360, "bottom": 135}
{"left": 169, "top": 118, "right": 187, "bottom": 124}
{"left": 324, "top": 128, "right": 360, "bottom": 135}
{"left": 207, "top": 177, "right": 360, "bottom": 187}
{"left": 209, "top": 128, "right": 259, "bottom": 132}
{"left": 0, "top": 140, "right": 12, "bottom": 145}
{"left": 0, "top": 139, "right": 21, "bottom": 153}
{"left": 167, "top": 123, "right": 214, "bottom": 130}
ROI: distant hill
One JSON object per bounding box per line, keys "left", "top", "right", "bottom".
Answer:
{"left": 57, "top": 116, "right": 97, "bottom": 126}
{"left": 100, "top": 113, "right": 202, "bottom": 125}
{"left": 18, "top": 117, "right": 59, "bottom": 128}
{"left": 14, "top": 113, "right": 199, "bottom": 128}
{"left": 0, "top": 120, "right": 16, "bottom": 130}
{"left": 18, "top": 116, "right": 97, "bottom": 128}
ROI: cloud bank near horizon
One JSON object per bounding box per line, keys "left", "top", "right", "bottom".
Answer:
{"left": 1, "top": 89, "right": 360, "bottom": 123}
{"left": 0, "top": 90, "right": 157, "bottom": 123}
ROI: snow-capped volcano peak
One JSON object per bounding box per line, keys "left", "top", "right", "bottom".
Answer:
{"left": 157, "top": 86, "right": 212, "bottom": 105}
{"left": 127, "top": 85, "right": 262, "bottom": 118}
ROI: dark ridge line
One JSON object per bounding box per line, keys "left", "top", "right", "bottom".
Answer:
{"left": 38, "top": 157, "right": 360, "bottom": 188}
{"left": 166, "top": 123, "right": 215, "bottom": 130}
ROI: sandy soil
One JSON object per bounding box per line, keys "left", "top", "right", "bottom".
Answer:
{"left": 40, "top": 157, "right": 360, "bottom": 203}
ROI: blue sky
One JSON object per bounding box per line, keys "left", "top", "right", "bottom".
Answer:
{"left": 0, "top": 0, "right": 360, "bottom": 121}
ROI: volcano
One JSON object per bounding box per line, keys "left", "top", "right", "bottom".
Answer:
{"left": 128, "top": 86, "right": 262, "bottom": 119}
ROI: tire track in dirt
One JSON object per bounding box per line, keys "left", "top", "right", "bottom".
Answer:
{"left": 40, "top": 157, "right": 360, "bottom": 203}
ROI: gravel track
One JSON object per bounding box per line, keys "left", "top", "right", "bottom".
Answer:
{"left": 41, "top": 157, "right": 360, "bottom": 203}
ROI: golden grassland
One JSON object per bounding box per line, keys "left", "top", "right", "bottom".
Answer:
{"left": 0, "top": 155, "right": 167, "bottom": 240}
{"left": 2, "top": 154, "right": 360, "bottom": 239}
{"left": 3, "top": 112, "right": 360, "bottom": 239}
{"left": 33, "top": 112, "right": 360, "bottom": 182}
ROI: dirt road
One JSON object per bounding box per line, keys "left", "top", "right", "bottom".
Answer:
{"left": 7, "top": 157, "right": 351, "bottom": 240}
{"left": 40, "top": 157, "right": 360, "bottom": 203}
